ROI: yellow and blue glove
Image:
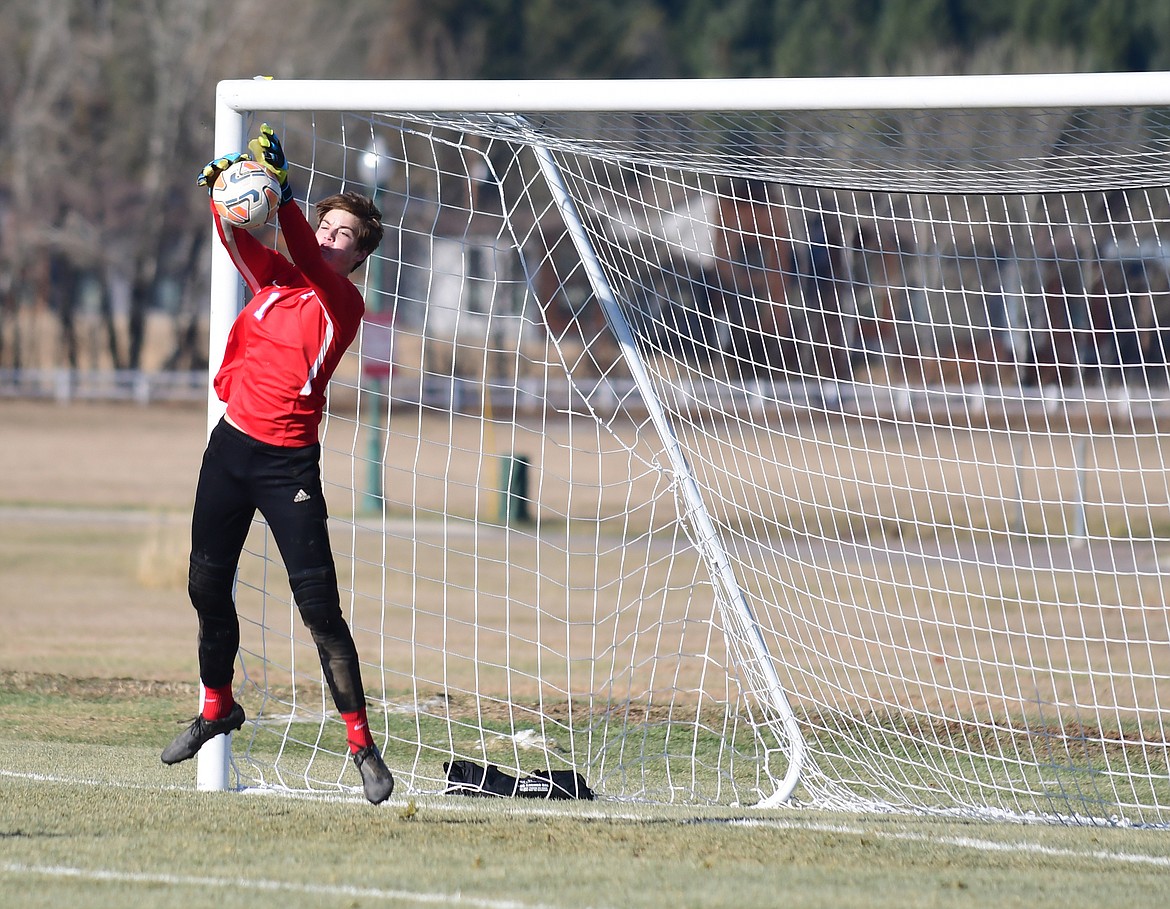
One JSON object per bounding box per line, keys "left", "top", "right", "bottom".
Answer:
{"left": 196, "top": 152, "right": 251, "bottom": 193}
{"left": 248, "top": 123, "right": 294, "bottom": 205}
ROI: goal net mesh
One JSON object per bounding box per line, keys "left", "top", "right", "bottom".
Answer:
{"left": 222, "top": 93, "right": 1170, "bottom": 823}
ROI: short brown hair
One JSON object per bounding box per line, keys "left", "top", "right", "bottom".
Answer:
{"left": 315, "top": 191, "right": 384, "bottom": 267}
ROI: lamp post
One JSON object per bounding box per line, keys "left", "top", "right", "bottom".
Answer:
{"left": 359, "top": 139, "right": 392, "bottom": 512}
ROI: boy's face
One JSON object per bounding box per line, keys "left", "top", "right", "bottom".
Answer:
{"left": 316, "top": 209, "right": 365, "bottom": 275}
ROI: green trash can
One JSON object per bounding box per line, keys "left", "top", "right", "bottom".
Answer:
{"left": 499, "top": 454, "right": 531, "bottom": 524}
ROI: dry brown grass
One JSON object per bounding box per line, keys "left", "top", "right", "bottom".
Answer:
{"left": 6, "top": 395, "right": 1170, "bottom": 714}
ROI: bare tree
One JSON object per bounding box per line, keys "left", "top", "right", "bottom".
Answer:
{"left": 0, "top": 0, "right": 82, "bottom": 368}
{"left": 0, "top": 0, "right": 384, "bottom": 372}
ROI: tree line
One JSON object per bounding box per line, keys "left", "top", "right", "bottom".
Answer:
{"left": 1, "top": 0, "right": 1167, "bottom": 371}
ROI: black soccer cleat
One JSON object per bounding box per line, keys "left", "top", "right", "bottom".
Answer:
{"left": 352, "top": 744, "right": 394, "bottom": 804}
{"left": 160, "top": 703, "right": 246, "bottom": 765}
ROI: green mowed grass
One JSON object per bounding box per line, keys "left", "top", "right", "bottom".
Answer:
{"left": 2, "top": 672, "right": 1170, "bottom": 909}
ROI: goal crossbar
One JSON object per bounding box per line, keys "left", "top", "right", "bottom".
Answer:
{"left": 217, "top": 72, "right": 1170, "bottom": 113}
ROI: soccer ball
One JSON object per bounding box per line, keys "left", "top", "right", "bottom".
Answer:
{"left": 211, "top": 159, "right": 281, "bottom": 230}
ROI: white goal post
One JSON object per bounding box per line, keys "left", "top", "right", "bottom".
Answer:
{"left": 201, "top": 73, "right": 1170, "bottom": 823}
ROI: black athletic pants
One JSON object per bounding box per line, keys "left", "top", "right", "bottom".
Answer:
{"left": 187, "top": 418, "right": 366, "bottom": 713}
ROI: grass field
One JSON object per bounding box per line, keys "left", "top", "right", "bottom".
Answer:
{"left": 3, "top": 399, "right": 1170, "bottom": 908}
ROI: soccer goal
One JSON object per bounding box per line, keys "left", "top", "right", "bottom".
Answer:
{"left": 203, "top": 73, "right": 1170, "bottom": 823}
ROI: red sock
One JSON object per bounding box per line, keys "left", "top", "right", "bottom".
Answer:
{"left": 201, "top": 684, "right": 235, "bottom": 721}
{"left": 342, "top": 707, "right": 375, "bottom": 753}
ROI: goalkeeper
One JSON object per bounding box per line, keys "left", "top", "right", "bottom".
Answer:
{"left": 161, "top": 125, "right": 394, "bottom": 805}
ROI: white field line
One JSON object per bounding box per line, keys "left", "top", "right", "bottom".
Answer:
{"left": 4, "top": 767, "right": 1170, "bottom": 871}
{"left": 723, "top": 817, "right": 1170, "bottom": 869}
{"left": 0, "top": 861, "right": 595, "bottom": 909}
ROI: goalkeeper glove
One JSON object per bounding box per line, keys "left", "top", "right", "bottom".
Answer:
{"left": 248, "top": 123, "right": 294, "bottom": 205}
{"left": 196, "top": 152, "right": 251, "bottom": 193}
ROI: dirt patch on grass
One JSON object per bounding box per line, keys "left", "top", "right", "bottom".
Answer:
{"left": 0, "top": 669, "right": 193, "bottom": 700}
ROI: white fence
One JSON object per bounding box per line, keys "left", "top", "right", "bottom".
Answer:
{"left": 0, "top": 369, "right": 206, "bottom": 404}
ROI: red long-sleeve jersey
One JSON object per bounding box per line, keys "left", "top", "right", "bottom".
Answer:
{"left": 212, "top": 199, "right": 365, "bottom": 447}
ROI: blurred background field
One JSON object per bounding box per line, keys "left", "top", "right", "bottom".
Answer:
{"left": 0, "top": 399, "right": 204, "bottom": 681}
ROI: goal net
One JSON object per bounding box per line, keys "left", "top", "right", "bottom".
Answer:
{"left": 206, "top": 75, "right": 1170, "bottom": 824}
